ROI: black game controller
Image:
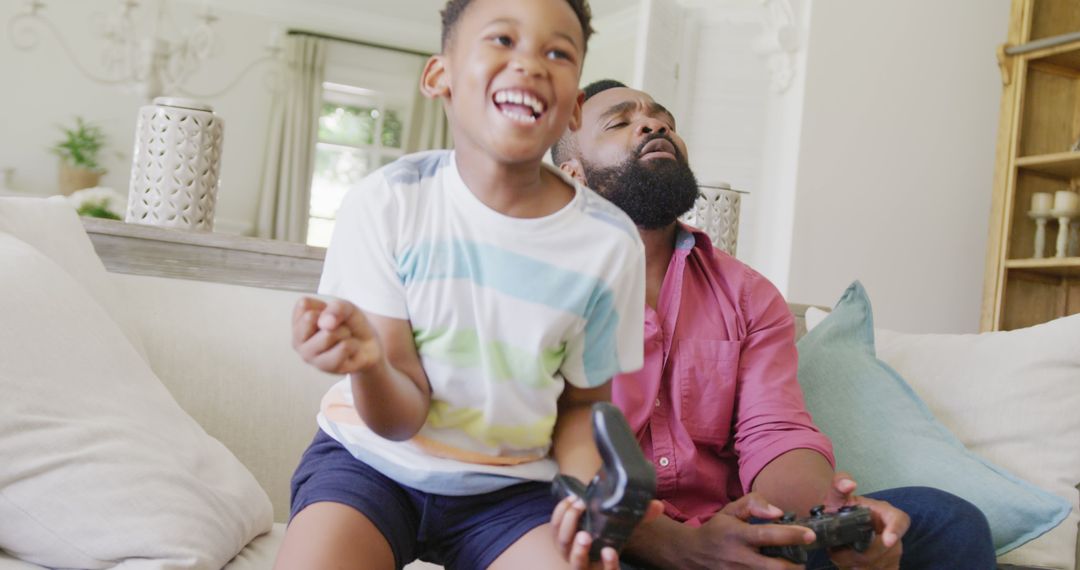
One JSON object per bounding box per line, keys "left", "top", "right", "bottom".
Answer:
{"left": 760, "top": 504, "right": 875, "bottom": 564}
{"left": 551, "top": 402, "right": 657, "bottom": 560}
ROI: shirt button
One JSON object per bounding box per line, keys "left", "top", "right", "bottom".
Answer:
{"left": 659, "top": 457, "right": 670, "bottom": 467}
{"left": 654, "top": 398, "right": 661, "bottom": 408}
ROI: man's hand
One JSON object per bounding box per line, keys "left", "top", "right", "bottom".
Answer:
{"left": 681, "top": 493, "right": 813, "bottom": 570}
{"left": 551, "top": 496, "right": 664, "bottom": 570}
{"left": 822, "top": 472, "right": 910, "bottom": 570}
{"left": 291, "top": 297, "right": 383, "bottom": 375}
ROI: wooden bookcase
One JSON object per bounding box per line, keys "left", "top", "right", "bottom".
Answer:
{"left": 981, "top": 0, "right": 1080, "bottom": 331}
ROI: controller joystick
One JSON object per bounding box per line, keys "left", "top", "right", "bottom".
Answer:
{"left": 760, "top": 504, "right": 875, "bottom": 564}
{"left": 551, "top": 402, "right": 657, "bottom": 561}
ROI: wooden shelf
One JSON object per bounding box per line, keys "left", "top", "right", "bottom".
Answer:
{"left": 1005, "top": 257, "right": 1080, "bottom": 277}
{"left": 1031, "top": 38, "right": 1080, "bottom": 71}
{"left": 1016, "top": 151, "right": 1080, "bottom": 178}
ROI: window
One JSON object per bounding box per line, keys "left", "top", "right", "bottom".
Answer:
{"left": 307, "top": 82, "right": 408, "bottom": 247}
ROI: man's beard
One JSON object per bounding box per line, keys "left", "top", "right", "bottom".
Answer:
{"left": 582, "top": 137, "right": 700, "bottom": 230}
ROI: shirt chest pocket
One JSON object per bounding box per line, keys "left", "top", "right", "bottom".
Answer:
{"left": 677, "top": 339, "right": 741, "bottom": 445}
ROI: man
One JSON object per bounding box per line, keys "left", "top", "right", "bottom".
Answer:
{"left": 550, "top": 80, "right": 996, "bottom": 569}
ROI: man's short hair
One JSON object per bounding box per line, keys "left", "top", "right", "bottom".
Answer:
{"left": 550, "top": 79, "right": 628, "bottom": 166}
{"left": 441, "top": 0, "right": 595, "bottom": 53}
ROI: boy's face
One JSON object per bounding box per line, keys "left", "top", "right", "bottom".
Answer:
{"left": 425, "top": 0, "right": 586, "bottom": 164}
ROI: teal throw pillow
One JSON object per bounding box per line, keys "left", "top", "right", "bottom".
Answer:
{"left": 796, "top": 281, "right": 1070, "bottom": 555}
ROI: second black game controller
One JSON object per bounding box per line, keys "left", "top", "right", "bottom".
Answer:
{"left": 551, "top": 402, "right": 657, "bottom": 561}
{"left": 760, "top": 504, "right": 875, "bottom": 564}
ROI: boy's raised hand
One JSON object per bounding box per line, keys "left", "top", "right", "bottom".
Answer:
{"left": 292, "top": 297, "right": 383, "bottom": 375}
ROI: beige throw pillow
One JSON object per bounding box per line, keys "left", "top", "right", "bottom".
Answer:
{"left": 0, "top": 232, "right": 273, "bottom": 568}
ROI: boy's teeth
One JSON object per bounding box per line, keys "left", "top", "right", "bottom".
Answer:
{"left": 494, "top": 90, "right": 546, "bottom": 116}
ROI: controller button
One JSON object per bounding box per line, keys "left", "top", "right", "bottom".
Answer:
{"left": 839, "top": 505, "right": 856, "bottom": 513}
{"left": 810, "top": 505, "right": 825, "bottom": 518}
{"left": 780, "top": 512, "right": 796, "bottom": 523}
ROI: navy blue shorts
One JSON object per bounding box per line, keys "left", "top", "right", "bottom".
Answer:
{"left": 290, "top": 430, "right": 558, "bottom": 569}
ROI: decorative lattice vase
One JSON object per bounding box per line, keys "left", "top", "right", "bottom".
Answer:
{"left": 680, "top": 183, "right": 745, "bottom": 256}
{"left": 126, "top": 97, "right": 224, "bottom": 231}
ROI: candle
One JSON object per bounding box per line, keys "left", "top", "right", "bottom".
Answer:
{"left": 1054, "top": 190, "right": 1080, "bottom": 214}
{"left": 1031, "top": 192, "right": 1053, "bottom": 214}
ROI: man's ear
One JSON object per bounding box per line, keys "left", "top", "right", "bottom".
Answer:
{"left": 567, "top": 89, "right": 585, "bottom": 132}
{"left": 559, "top": 158, "right": 588, "bottom": 185}
{"left": 420, "top": 55, "right": 450, "bottom": 99}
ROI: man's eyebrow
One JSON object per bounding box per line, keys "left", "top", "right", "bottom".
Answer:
{"left": 597, "top": 101, "right": 638, "bottom": 123}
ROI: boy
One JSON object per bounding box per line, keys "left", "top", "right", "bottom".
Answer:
{"left": 274, "top": 1, "right": 652, "bottom": 568}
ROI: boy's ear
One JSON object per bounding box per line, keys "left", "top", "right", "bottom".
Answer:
{"left": 420, "top": 55, "right": 450, "bottom": 99}
{"left": 567, "top": 89, "right": 585, "bottom": 132}
{"left": 559, "top": 158, "right": 588, "bottom": 185}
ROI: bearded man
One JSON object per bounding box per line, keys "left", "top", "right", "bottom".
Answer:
{"left": 548, "top": 80, "right": 995, "bottom": 570}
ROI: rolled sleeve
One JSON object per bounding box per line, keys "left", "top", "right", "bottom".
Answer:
{"left": 732, "top": 270, "right": 835, "bottom": 494}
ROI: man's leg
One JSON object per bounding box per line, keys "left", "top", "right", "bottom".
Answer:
{"left": 805, "top": 486, "right": 996, "bottom": 570}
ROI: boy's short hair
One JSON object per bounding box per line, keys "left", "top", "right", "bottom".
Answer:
{"left": 441, "top": 0, "right": 595, "bottom": 53}
{"left": 549, "top": 79, "right": 627, "bottom": 167}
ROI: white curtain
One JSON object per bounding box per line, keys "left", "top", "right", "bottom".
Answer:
{"left": 405, "top": 88, "right": 453, "bottom": 153}
{"left": 255, "top": 35, "right": 327, "bottom": 242}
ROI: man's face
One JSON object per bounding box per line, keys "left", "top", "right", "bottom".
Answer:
{"left": 570, "top": 88, "right": 699, "bottom": 229}
{"left": 432, "top": 0, "right": 585, "bottom": 164}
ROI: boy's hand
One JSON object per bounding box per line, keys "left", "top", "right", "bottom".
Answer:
{"left": 291, "top": 297, "right": 383, "bottom": 375}
{"left": 551, "top": 496, "right": 664, "bottom": 570}
{"left": 823, "top": 472, "right": 909, "bottom": 570}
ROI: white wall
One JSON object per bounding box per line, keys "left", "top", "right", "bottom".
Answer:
{"left": 582, "top": 5, "right": 639, "bottom": 87}
{"left": 0, "top": 0, "right": 435, "bottom": 235}
{"left": 673, "top": 0, "right": 807, "bottom": 291}
{"left": 786, "top": 0, "right": 1009, "bottom": 333}
{"left": 1, "top": 2, "right": 279, "bottom": 234}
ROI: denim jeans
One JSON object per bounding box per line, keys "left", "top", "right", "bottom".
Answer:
{"left": 802, "top": 486, "right": 996, "bottom": 570}
{"left": 622, "top": 486, "right": 996, "bottom": 569}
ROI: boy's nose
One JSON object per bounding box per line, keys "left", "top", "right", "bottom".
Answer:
{"left": 510, "top": 55, "right": 546, "bottom": 78}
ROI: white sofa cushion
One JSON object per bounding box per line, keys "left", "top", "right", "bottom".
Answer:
{"left": 807, "top": 306, "right": 1080, "bottom": 569}
{"left": 0, "top": 230, "right": 273, "bottom": 567}
{"left": 0, "top": 197, "right": 145, "bottom": 357}
{"left": 109, "top": 273, "right": 336, "bottom": 522}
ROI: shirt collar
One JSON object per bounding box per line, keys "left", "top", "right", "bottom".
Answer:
{"left": 676, "top": 222, "right": 713, "bottom": 253}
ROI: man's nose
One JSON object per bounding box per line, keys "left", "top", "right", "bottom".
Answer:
{"left": 636, "top": 118, "right": 669, "bottom": 137}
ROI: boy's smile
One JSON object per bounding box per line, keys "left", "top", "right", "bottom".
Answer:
{"left": 425, "top": 0, "right": 586, "bottom": 164}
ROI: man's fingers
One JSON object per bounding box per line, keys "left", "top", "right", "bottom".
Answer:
{"left": 742, "top": 523, "right": 815, "bottom": 548}
{"left": 824, "top": 471, "right": 858, "bottom": 509}
{"left": 861, "top": 496, "right": 911, "bottom": 544}
{"left": 722, "top": 492, "right": 784, "bottom": 521}
{"left": 643, "top": 500, "right": 664, "bottom": 524}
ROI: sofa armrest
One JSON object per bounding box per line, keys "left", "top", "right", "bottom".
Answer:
{"left": 111, "top": 273, "right": 336, "bottom": 523}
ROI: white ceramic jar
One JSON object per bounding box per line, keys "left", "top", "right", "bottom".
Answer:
{"left": 126, "top": 97, "right": 224, "bottom": 231}
{"left": 680, "top": 182, "right": 745, "bottom": 257}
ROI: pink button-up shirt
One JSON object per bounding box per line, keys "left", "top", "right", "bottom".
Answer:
{"left": 612, "top": 225, "right": 834, "bottom": 526}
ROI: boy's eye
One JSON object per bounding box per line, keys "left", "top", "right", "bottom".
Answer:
{"left": 546, "top": 49, "right": 572, "bottom": 62}
{"left": 606, "top": 122, "right": 628, "bottom": 130}
{"left": 491, "top": 35, "right": 513, "bottom": 47}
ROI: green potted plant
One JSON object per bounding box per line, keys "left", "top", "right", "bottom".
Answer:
{"left": 51, "top": 117, "right": 107, "bottom": 196}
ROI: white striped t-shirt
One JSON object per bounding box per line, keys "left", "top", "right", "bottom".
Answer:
{"left": 316, "top": 150, "right": 644, "bottom": 495}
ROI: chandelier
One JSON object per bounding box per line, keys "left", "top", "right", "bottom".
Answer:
{"left": 7, "top": 0, "right": 282, "bottom": 101}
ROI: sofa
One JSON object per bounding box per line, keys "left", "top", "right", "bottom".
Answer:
{"left": 0, "top": 197, "right": 1077, "bottom": 569}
